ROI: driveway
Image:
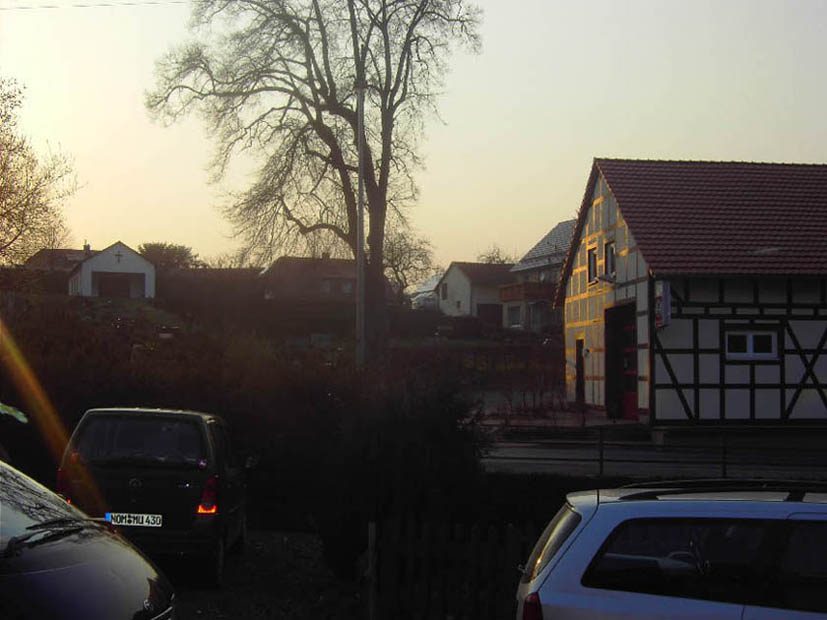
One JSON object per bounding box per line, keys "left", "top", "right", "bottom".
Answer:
{"left": 158, "top": 531, "right": 362, "bottom": 620}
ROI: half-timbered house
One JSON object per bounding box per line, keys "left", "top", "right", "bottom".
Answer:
{"left": 556, "top": 159, "right": 827, "bottom": 424}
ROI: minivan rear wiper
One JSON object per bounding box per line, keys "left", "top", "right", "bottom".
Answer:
{"left": 3, "top": 517, "right": 108, "bottom": 558}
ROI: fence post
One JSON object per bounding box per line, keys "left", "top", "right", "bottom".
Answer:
{"left": 720, "top": 433, "right": 727, "bottom": 479}
{"left": 598, "top": 426, "right": 605, "bottom": 477}
{"left": 367, "top": 521, "right": 376, "bottom": 620}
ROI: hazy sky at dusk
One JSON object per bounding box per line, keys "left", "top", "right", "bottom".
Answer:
{"left": 2, "top": 0, "right": 826, "bottom": 271}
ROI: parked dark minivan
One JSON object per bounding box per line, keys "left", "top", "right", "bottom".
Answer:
{"left": 58, "top": 408, "right": 247, "bottom": 586}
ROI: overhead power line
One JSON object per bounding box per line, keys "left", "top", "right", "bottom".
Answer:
{"left": 0, "top": 0, "right": 185, "bottom": 10}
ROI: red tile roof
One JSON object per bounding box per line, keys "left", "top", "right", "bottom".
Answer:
{"left": 593, "top": 158, "right": 827, "bottom": 277}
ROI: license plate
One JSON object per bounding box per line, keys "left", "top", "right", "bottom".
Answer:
{"left": 105, "top": 512, "right": 163, "bottom": 527}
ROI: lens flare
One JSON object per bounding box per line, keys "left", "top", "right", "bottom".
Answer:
{"left": 0, "top": 318, "right": 67, "bottom": 461}
{"left": 0, "top": 318, "right": 104, "bottom": 510}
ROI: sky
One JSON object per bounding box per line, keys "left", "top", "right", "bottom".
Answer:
{"left": 2, "top": 0, "right": 827, "bottom": 271}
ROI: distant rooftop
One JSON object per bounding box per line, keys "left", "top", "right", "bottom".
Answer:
{"left": 24, "top": 248, "right": 97, "bottom": 271}
{"left": 449, "top": 261, "right": 515, "bottom": 286}
{"left": 511, "top": 219, "right": 576, "bottom": 273}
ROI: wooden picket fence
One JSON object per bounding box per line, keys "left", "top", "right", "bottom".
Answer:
{"left": 372, "top": 515, "right": 537, "bottom": 619}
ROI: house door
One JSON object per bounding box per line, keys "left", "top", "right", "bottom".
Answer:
{"left": 575, "top": 339, "right": 585, "bottom": 409}
{"left": 605, "top": 303, "right": 637, "bottom": 420}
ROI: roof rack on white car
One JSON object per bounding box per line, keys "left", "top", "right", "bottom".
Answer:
{"left": 615, "top": 478, "right": 827, "bottom": 502}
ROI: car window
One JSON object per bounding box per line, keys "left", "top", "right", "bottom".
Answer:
{"left": 208, "top": 422, "right": 232, "bottom": 468}
{"left": 521, "top": 504, "right": 582, "bottom": 583}
{"left": 0, "top": 461, "right": 82, "bottom": 545}
{"left": 771, "top": 521, "right": 827, "bottom": 613}
{"left": 582, "top": 518, "right": 773, "bottom": 606}
{"left": 76, "top": 415, "right": 206, "bottom": 467}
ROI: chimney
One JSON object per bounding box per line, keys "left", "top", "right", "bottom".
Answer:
{"left": 83, "top": 241, "right": 91, "bottom": 256}
{"left": 322, "top": 251, "right": 331, "bottom": 260}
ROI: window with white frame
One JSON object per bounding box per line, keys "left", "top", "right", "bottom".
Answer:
{"left": 725, "top": 330, "right": 777, "bottom": 360}
{"left": 587, "top": 248, "right": 597, "bottom": 283}
{"left": 604, "top": 241, "right": 616, "bottom": 278}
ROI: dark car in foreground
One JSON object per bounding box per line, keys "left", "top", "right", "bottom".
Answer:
{"left": 0, "top": 458, "right": 175, "bottom": 619}
{"left": 58, "top": 407, "right": 247, "bottom": 587}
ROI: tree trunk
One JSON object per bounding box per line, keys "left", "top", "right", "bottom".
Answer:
{"left": 366, "top": 196, "right": 389, "bottom": 362}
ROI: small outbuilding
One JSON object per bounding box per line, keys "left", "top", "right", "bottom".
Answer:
{"left": 68, "top": 241, "right": 155, "bottom": 299}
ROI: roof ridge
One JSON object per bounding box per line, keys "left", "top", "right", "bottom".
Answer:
{"left": 595, "top": 157, "right": 827, "bottom": 167}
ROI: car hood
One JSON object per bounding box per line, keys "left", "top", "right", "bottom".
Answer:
{"left": 0, "top": 525, "right": 173, "bottom": 620}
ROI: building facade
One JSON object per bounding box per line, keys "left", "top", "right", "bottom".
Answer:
{"left": 558, "top": 159, "right": 827, "bottom": 424}
{"left": 437, "top": 262, "right": 515, "bottom": 325}
{"left": 68, "top": 242, "right": 155, "bottom": 299}
{"left": 501, "top": 219, "right": 575, "bottom": 333}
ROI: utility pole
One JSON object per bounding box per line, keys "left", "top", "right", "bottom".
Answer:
{"left": 355, "top": 47, "right": 367, "bottom": 369}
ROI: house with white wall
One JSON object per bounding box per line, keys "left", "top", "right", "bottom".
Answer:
{"left": 557, "top": 159, "right": 827, "bottom": 424}
{"left": 68, "top": 241, "right": 155, "bottom": 299}
{"left": 437, "top": 262, "right": 515, "bottom": 326}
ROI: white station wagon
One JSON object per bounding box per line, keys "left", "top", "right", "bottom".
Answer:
{"left": 516, "top": 480, "right": 827, "bottom": 619}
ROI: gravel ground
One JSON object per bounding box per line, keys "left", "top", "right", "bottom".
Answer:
{"left": 156, "top": 531, "right": 363, "bottom": 619}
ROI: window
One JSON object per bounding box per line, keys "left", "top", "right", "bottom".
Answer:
{"left": 521, "top": 504, "right": 581, "bottom": 583}
{"left": 441, "top": 282, "right": 447, "bottom": 299}
{"left": 774, "top": 521, "right": 827, "bottom": 613}
{"left": 456, "top": 300, "right": 461, "bottom": 310}
{"left": 604, "top": 242, "right": 616, "bottom": 278}
{"left": 507, "top": 305, "right": 521, "bottom": 327}
{"left": 587, "top": 248, "right": 597, "bottom": 283}
{"left": 340, "top": 280, "right": 353, "bottom": 294}
{"left": 583, "top": 518, "right": 772, "bottom": 605}
{"left": 725, "top": 330, "right": 777, "bottom": 360}
{"left": 76, "top": 416, "right": 205, "bottom": 466}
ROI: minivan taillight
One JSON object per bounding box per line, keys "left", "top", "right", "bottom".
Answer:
{"left": 522, "top": 592, "right": 543, "bottom": 620}
{"left": 197, "top": 475, "right": 218, "bottom": 514}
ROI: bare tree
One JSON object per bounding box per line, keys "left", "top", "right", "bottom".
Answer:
{"left": 147, "top": 0, "right": 480, "bottom": 353}
{"left": 476, "top": 244, "right": 516, "bottom": 265}
{"left": 0, "top": 78, "right": 75, "bottom": 264}
{"left": 383, "top": 226, "right": 433, "bottom": 297}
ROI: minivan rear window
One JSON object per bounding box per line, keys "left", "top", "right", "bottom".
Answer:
{"left": 76, "top": 415, "right": 205, "bottom": 467}
{"left": 521, "top": 504, "right": 582, "bottom": 583}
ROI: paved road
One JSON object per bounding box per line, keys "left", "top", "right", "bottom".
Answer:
{"left": 483, "top": 441, "right": 827, "bottom": 479}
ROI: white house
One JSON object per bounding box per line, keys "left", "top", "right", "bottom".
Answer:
{"left": 410, "top": 274, "right": 442, "bottom": 310}
{"left": 557, "top": 158, "right": 827, "bottom": 425}
{"left": 437, "top": 262, "right": 515, "bottom": 326}
{"left": 68, "top": 241, "right": 155, "bottom": 299}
